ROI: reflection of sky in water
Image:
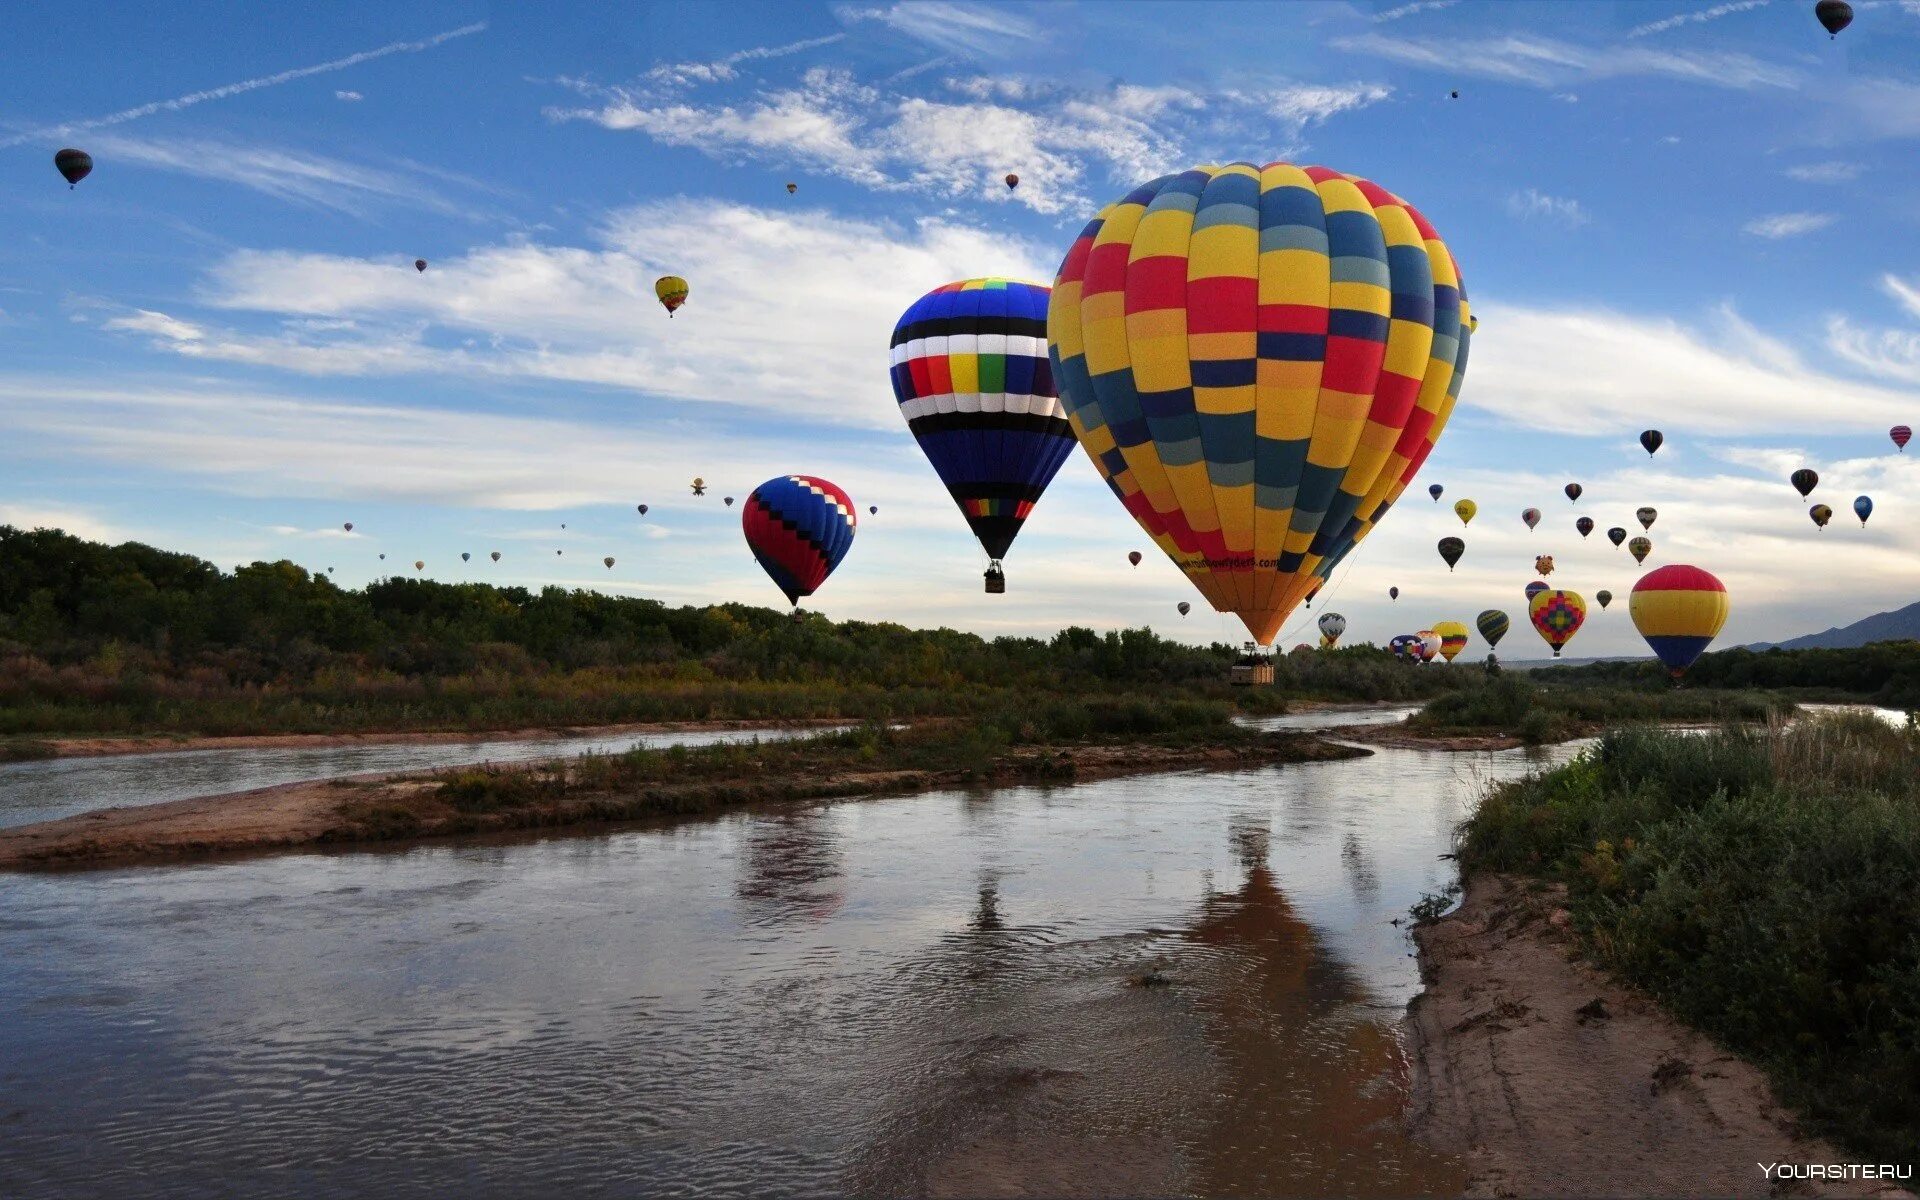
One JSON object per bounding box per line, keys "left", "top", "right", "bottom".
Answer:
{"left": 0, "top": 726, "right": 838, "bottom": 828}
{"left": 1, "top": 738, "right": 1585, "bottom": 1198}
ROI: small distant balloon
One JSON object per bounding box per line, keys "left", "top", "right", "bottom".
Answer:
{"left": 1891, "top": 425, "right": 1911, "bottom": 452}
{"left": 1438, "top": 536, "right": 1465, "bottom": 571}
{"left": 637, "top": 504, "right": 649, "bottom": 516}
{"left": 1389, "top": 586, "right": 1400, "bottom": 601}
{"left": 1476, "top": 610, "right": 1509, "bottom": 648}
{"left": 1564, "top": 482, "right": 1583, "bottom": 503}
{"left": 1596, "top": 589, "right": 1613, "bottom": 610}
{"left": 1004, "top": 173, "right": 1019, "bottom": 189}
{"left": 343, "top": 522, "right": 353, "bottom": 532}
{"left": 1318, "top": 612, "right": 1346, "bottom": 646}
{"left": 461, "top": 552, "right": 470, "bottom": 562}
{"left": 1576, "top": 517, "right": 1593, "bottom": 538}
{"left": 1433, "top": 621, "right": 1469, "bottom": 662}
{"left": 1534, "top": 554, "right": 1555, "bottom": 576}
{"left": 1629, "top": 536, "right": 1653, "bottom": 564}
{"left": 1177, "top": 601, "right": 1191, "bottom": 617}
{"left": 414, "top": 560, "right": 424, "bottom": 571}
{"left": 868, "top": 505, "right": 877, "bottom": 515}
{"left": 604, "top": 556, "right": 616, "bottom": 568}
{"left": 1791, "top": 468, "right": 1818, "bottom": 498}
{"left": 1429, "top": 484, "right": 1444, "bottom": 502}
{"left": 415, "top": 259, "right": 427, "bottom": 273}
{"left": 379, "top": 553, "right": 386, "bottom": 560}
{"left": 1453, "top": 498, "right": 1477, "bottom": 526}
{"left": 1529, "top": 589, "right": 1587, "bottom": 658}
{"left": 691, "top": 477, "right": 707, "bottom": 495}
{"left": 54, "top": 148, "right": 93, "bottom": 188}
{"left": 1608, "top": 526, "right": 1628, "bottom": 548}
{"left": 1415, "top": 630, "right": 1441, "bottom": 663}
{"left": 490, "top": 551, "right": 501, "bottom": 562}
{"left": 1815, "top": 0, "right": 1853, "bottom": 39}
{"left": 724, "top": 496, "right": 735, "bottom": 507}
{"left": 656, "top": 275, "right": 690, "bottom": 316}
{"left": 1449, "top": 89, "right": 1460, "bottom": 99}
{"left": 1640, "top": 429, "right": 1663, "bottom": 456}
{"left": 1525, "top": 580, "right": 1549, "bottom": 602}
{"left": 786, "top": 182, "right": 798, "bottom": 194}
{"left": 1854, "top": 495, "right": 1873, "bottom": 526}
{"left": 1636, "top": 506, "right": 1658, "bottom": 531}
{"left": 1809, "top": 503, "right": 1833, "bottom": 529}
{"left": 1522, "top": 507, "right": 1541, "bottom": 531}
{"left": 1128, "top": 551, "right": 1143, "bottom": 567}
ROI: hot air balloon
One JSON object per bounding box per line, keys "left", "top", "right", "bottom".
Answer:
{"left": 655, "top": 275, "right": 689, "bottom": 316}
{"left": 1388, "top": 634, "right": 1414, "bottom": 659}
{"left": 1891, "top": 425, "right": 1911, "bottom": 452}
{"left": 343, "top": 522, "right": 354, "bottom": 532}
{"left": 1522, "top": 508, "right": 1541, "bottom": 531}
{"left": 1629, "top": 536, "right": 1652, "bottom": 564}
{"left": 1318, "top": 611, "right": 1347, "bottom": 645}
{"left": 892, "top": 280, "right": 1077, "bottom": 592}
{"left": 1128, "top": 551, "right": 1143, "bottom": 567}
{"left": 556, "top": 550, "right": 563, "bottom": 556}
{"left": 1453, "top": 499, "right": 1476, "bottom": 526}
{"left": 414, "top": 259, "right": 427, "bottom": 273}
{"left": 1631, "top": 564, "right": 1729, "bottom": 680}
{"left": 1596, "top": 589, "right": 1613, "bottom": 609}
{"left": 461, "top": 552, "right": 470, "bottom": 562}
{"left": 1306, "top": 585, "right": 1320, "bottom": 608}
{"left": 1810, "top": 503, "right": 1833, "bottom": 529}
{"left": 724, "top": 496, "right": 735, "bottom": 507}
{"left": 1564, "top": 482, "right": 1583, "bottom": 503}
{"left": 1854, "top": 495, "right": 1873, "bottom": 526}
{"left": 414, "top": 560, "right": 425, "bottom": 571}
{"left": 1433, "top": 620, "right": 1469, "bottom": 662}
{"left": 1636, "top": 506, "right": 1657, "bottom": 531}
{"left": 1816, "top": 0, "right": 1853, "bottom": 38}
{"left": 1429, "top": 484, "right": 1444, "bottom": 502}
{"left": 1476, "top": 609, "right": 1509, "bottom": 647}
{"left": 869, "top": 505, "right": 878, "bottom": 515}
{"left": 604, "top": 556, "right": 616, "bottom": 568}
{"left": 1534, "top": 554, "right": 1555, "bottom": 575}
{"left": 1004, "top": 173, "right": 1019, "bottom": 189}
{"left": 1178, "top": 601, "right": 1192, "bottom": 616}
{"left": 1525, "top": 580, "right": 1548, "bottom": 602}
{"left": 1449, "top": 90, "right": 1460, "bottom": 100}
{"left": 786, "top": 182, "right": 798, "bottom": 194}
{"left": 1791, "top": 468, "right": 1818, "bottom": 498}
{"left": 1389, "top": 586, "right": 1400, "bottom": 601}
{"left": 561, "top": 523, "right": 567, "bottom": 529}
{"left": 1048, "top": 161, "right": 1473, "bottom": 648}
{"left": 638, "top": 504, "right": 649, "bottom": 516}
{"left": 1640, "top": 429, "right": 1663, "bottom": 456}
{"left": 379, "top": 554, "right": 386, "bottom": 560}
{"left": 1529, "top": 589, "right": 1586, "bottom": 658}
{"left": 490, "top": 551, "right": 501, "bottom": 562}
{"left": 1608, "top": 526, "right": 1628, "bottom": 548}
{"left": 1576, "top": 517, "right": 1593, "bottom": 538}
{"left": 742, "top": 475, "right": 857, "bottom": 608}
{"left": 1438, "top": 537, "right": 1465, "bottom": 570}
{"left": 1415, "top": 630, "right": 1441, "bottom": 662}
{"left": 55, "top": 148, "right": 94, "bottom": 189}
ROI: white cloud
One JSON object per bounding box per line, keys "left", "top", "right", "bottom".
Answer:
{"left": 1784, "top": 160, "right": 1862, "bottom": 182}
{"left": 1626, "top": 0, "right": 1770, "bottom": 40}
{"left": 1742, "top": 211, "right": 1834, "bottom": 238}
{"left": 0, "top": 22, "right": 485, "bottom": 149}
{"left": 104, "top": 200, "right": 1053, "bottom": 429}
{"left": 838, "top": 2, "right": 1044, "bottom": 57}
{"left": 1373, "top": 0, "right": 1459, "bottom": 22}
{"left": 334, "top": 90, "right": 363, "bottom": 102}
{"left": 0, "top": 504, "right": 124, "bottom": 544}
{"left": 1506, "top": 188, "right": 1589, "bottom": 226}
{"left": 1466, "top": 302, "right": 1920, "bottom": 436}
{"left": 1823, "top": 275, "right": 1920, "bottom": 383}
{"left": 642, "top": 32, "right": 847, "bottom": 90}
{"left": 1334, "top": 31, "right": 1797, "bottom": 90}
{"left": 88, "top": 133, "right": 483, "bottom": 218}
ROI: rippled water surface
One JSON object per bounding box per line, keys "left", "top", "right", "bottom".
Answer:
{"left": 1, "top": 730, "right": 1579, "bottom": 1199}
{"left": 0, "top": 727, "right": 836, "bottom": 829}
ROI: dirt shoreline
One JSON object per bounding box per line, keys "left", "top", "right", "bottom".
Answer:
{"left": 0, "top": 732, "right": 1366, "bottom": 871}
{"left": 22, "top": 717, "right": 857, "bottom": 760}
{"left": 1406, "top": 873, "right": 1911, "bottom": 1199}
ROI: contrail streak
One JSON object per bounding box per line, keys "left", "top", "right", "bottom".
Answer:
{"left": 1, "top": 21, "right": 487, "bottom": 149}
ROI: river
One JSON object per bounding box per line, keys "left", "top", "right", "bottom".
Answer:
{"left": 0, "top": 705, "right": 1589, "bottom": 1198}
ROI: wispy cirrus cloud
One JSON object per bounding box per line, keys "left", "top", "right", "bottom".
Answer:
{"left": 1785, "top": 160, "right": 1862, "bottom": 182}
{"left": 1742, "top": 211, "right": 1834, "bottom": 238}
{"left": 1335, "top": 30, "right": 1797, "bottom": 89}
{"left": 0, "top": 22, "right": 485, "bottom": 149}
{"left": 1372, "top": 0, "right": 1459, "bottom": 22}
{"left": 1626, "top": 0, "right": 1770, "bottom": 40}
{"left": 642, "top": 32, "right": 848, "bottom": 90}
{"left": 836, "top": 2, "right": 1044, "bottom": 57}
{"left": 1506, "top": 187, "right": 1589, "bottom": 226}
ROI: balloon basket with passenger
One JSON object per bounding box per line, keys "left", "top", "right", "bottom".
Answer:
{"left": 1229, "top": 643, "right": 1274, "bottom": 687}
{"left": 984, "top": 561, "right": 1006, "bottom": 594}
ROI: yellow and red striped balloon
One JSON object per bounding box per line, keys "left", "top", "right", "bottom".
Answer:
{"left": 1629, "top": 565, "right": 1728, "bottom": 679}
{"left": 1048, "top": 162, "right": 1470, "bottom": 646}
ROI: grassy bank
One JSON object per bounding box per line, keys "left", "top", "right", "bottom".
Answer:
{"left": 1408, "top": 675, "right": 1787, "bottom": 744}
{"left": 1457, "top": 715, "right": 1920, "bottom": 1166}
{"left": 326, "top": 695, "right": 1363, "bottom": 845}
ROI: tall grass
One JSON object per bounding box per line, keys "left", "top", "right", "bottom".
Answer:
{"left": 1410, "top": 675, "right": 1786, "bottom": 743}
{"left": 1460, "top": 714, "right": 1920, "bottom": 1166}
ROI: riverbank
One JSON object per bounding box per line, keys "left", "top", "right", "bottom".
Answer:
{"left": 0, "top": 723, "right": 1365, "bottom": 870}
{"left": 1407, "top": 874, "right": 1906, "bottom": 1199}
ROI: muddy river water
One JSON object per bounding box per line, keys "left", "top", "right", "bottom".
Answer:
{"left": 0, "top": 707, "right": 1583, "bottom": 1198}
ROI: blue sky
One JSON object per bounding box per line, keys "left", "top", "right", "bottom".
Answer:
{"left": 5, "top": 0, "right": 1920, "bottom": 657}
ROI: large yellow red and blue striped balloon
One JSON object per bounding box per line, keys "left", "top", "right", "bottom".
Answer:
{"left": 890, "top": 279, "right": 1076, "bottom": 572}
{"left": 1528, "top": 589, "right": 1586, "bottom": 658}
{"left": 741, "top": 475, "right": 857, "bottom": 606}
{"left": 1629, "top": 564, "right": 1728, "bottom": 679}
{"left": 1048, "top": 161, "right": 1470, "bottom": 646}
{"left": 1433, "top": 619, "right": 1469, "bottom": 662}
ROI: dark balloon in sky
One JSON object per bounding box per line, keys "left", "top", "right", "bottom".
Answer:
{"left": 54, "top": 148, "right": 92, "bottom": 188}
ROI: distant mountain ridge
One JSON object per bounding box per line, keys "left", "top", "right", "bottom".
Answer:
{"left": 1754, "top": 600, "right": 1920, "bottom": 651}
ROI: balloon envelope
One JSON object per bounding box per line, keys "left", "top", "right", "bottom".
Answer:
{"left": 1433, "top": 620, "right": 1469, "bottom": 661}
{"left": 1438, "top": 536, "right": 1465, "bottom": 570}
{"left": 892, "top": 279, "right": 1075, "bottom": 566}
{"left": 1816, "top": 0, "right": 1853, "bottom": 37}
{"left": 655, "top": 275, "right": 689, "bottom": 315}
{"left": 1608, "top": 526, "right": 1627, "bottom": 547}
{"left": 1048, "top": 161, "right": 1472, "bottom": 646}
{"left": 1476, "top": 608, "right": 1509, "bottom": 647}
{"left": 1639, "top": 429, "right": 1663, "bottom": 455}
{"left": 1389, "top": 586, "right": 1399, "bottom": 600}
{"left": 414, "top": 259, "right": 427, "bottom": 273}
{"left": 638, "top": 504, "right": 649, "bottom": 516}
{"left": 1429, "top": 484, "right": 1444, "bottom": 501}
{"left": 1576, "top": 517, "right": 1593, "bottom": 537}
{"left": 1854, "top": 495, "right": 1873, "bottom": 526}
{"left": 1809, "top": 503, "right": 1832, "bottom": 529}
{"left": 1453, "top": 499, "right": 1476, "bottom": 526}
{"left": 1631, "top": 565, "right": 1728, "bottom": 679}
{"left": 1128, "top": 550, "right": 1143, "bottom": 567}
{"left": 1791, "top": 468, "right": 1818, "bottom": 497}
{"left": 1596, "top": 589, "right": 1613, "bottom": 609}
{"left": 1636, "top": 506, "right": 1657, "bottom": 530}
{"left": 1177, "top": 601, "right": 1191, "bottom": 616}
{"left": 1005, "top": 173, "right": 1019, "bottom": 189}
{"left": 1525, "top": 580, "right": 1548, "bottom": 602}
{"left": 1529, "top": 589, "right": 1586, "bottom": 658}
{"left": 490, "top": 551, "right": 500, "bottom": 562}
{"left": 1629, "top": 536, "right": 1652, "bottom": 564}
{"left": 1534, "top": 554, "right": 1554, "bottom": 575}
{"left": 1891, "top": 425, "right": 1911, "bottom": 451}
{"left": 1522, "top": 508, "right": 1541, "bottom": 530}
{"left": 1318, "top": 611, "right": 1347, "bottom": 644}
{"left": 54, "top": 148, "right": 92, "bottom": 187}
{"left": 742, "top": 475, "right": 857, "bottom": 605}
{"left": 1415, "top": 630, "right": 1441, "bottom": 662}
{"left": 1564, "top": 483, "right": 1582, "bottom": 502}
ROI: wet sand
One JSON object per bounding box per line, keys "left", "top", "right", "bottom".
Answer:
{"left": 1407, "top": 874, "right": 1910, "bottom": 1199}
{"left": 0, "top": 733, "right": 1366, "bottom": 870}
